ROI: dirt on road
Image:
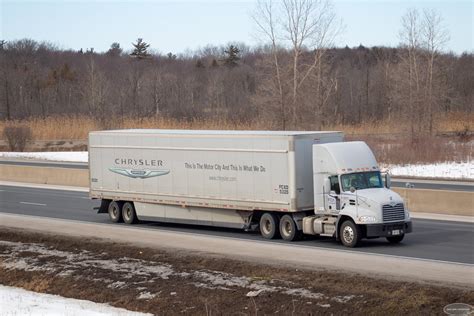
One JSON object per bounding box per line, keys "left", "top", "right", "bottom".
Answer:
{"left": 0, "top": 228, "right": 471, "bottom": 315}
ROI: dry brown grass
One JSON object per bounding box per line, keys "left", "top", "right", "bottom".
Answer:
{"left": 0, "top": 113, "right": 472, "bottom": 141}
{"left": 0, "top": 116, "right": 268, "bottom": 140}
{"left": 325, "top": 112, "right": 474, "bottom": 136}
{"left": 349, "top": 134, "right": 473, "bottom": 164}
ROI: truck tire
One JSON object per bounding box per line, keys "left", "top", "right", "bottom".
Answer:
{"left": 386, "top": 234, "right": 404, "bottom": 244}
{"left": 259, "top": 213, "right": 280, "bottom": 239}
{"left": 108, "top": 201, "right": 123, "bottom": 223}
{"left": 122, "top": 202, "right": 138, "bottom": 224}
{"left": 279, "top": 215, "right": 302, "bottom": 241}
{"left": 339, "top": 220, "right": 361, "bottom": 247}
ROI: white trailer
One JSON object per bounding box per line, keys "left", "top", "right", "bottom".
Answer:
{"left": 89, "top": 129, "right": 412, "bottom": 247}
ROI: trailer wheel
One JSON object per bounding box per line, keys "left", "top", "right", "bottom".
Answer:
{"left": 122, "top": 202, "right": 138, "bottom": 224}
{"left": 339, "top": 220, "right": 361, "bottom": 247}
{"left": 279, "top": 215, "right": 302, "bottom": 241}
{"left": 259, "top": 213, "right": 280, "bottom": 239}
{"left": 386, "top": 234, "right": 404, "bottom": 244}
{"left": 108, "top": 201, "right": 123, "bottom": 223}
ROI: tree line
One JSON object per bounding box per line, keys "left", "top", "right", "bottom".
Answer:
{"left": 0, "top": 3, "right": 472, "bottom": 134}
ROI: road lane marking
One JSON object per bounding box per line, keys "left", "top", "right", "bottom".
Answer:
{"left": 19, "top": 202, "right": 47, "bottom": 206}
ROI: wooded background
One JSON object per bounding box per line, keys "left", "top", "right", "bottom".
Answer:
{"left": 1, "top": 4, "right": 472, "bottom": 135}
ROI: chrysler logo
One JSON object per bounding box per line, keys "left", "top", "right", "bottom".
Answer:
{"left": 109, "top": 167, "right": 170, "bottom": 179}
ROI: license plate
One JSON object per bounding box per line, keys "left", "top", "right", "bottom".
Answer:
{"left": 392, "top": 229, "right": 400, "bottom": 235}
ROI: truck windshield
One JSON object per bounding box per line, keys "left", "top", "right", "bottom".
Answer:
{"left": 341, "top": 171, "right": 383, "bottom": 191}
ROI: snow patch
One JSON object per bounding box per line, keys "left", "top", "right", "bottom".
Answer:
{"left": 137, "top": 292, "right": 157, "bottom": 300}
{"left": 317, "top": 303, "right": 331, "bottom": 308}
{"left": 0, "top": 284, "right": 151, "bottom": 316}
{"left": 0, "top": 151, "right": 88, "bottom": 163}
{"left": 246, "top": 289, "right": 264, "bottom": 297}
{"left": 0, "top": 241, "right": 356, "bottom": 303}
{"left": 332, "top": 295, "right": 358, "bottom": 303}
{"left": 108, "top": 281, "right": 127, "bottom": 289}
{"left": 384, "top": 162, "right": 473, "bottom": 180}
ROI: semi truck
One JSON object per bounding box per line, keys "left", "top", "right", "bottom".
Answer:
{"left": 89, "top": 129, "right": 412, "bottom": 247}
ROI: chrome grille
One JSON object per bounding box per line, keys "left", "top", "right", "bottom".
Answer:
{"left": 382, "top": 203, "right": 405, "bottom": 222}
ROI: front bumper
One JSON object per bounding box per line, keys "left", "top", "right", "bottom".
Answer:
{"left": 365, "top": 221, "right": 412, "bottom": 238}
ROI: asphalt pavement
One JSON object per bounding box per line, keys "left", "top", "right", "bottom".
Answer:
{"left": 1, "top": 184, "right": 472, "bottom": 265}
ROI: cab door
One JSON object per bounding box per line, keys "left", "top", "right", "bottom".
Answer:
{"left": 326, "top": 175, "right": 341, "bottom": 213}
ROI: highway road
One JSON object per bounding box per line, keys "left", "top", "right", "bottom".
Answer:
{"left": 1, "top": 159, "right": 473, "bottom": 191}
{"left": 0, "top": 184, "right": 472, "bottom": 265}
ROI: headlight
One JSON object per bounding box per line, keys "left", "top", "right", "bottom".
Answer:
{"left": 358, "top": 216, "right": 376, "bottom": 223}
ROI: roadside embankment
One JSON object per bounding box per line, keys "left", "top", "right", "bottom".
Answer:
{"left": 1, "top": 227, "right": 471, "bottom": 315}
{"left": 392, "top": 187, "right": 473, "bottom": 216}
{"left": 0, "top": 164, "right": 88, "bottom": 187}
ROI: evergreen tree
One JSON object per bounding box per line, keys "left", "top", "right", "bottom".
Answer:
{"left": 130, "top": 38, "right": 150, "bottom": 59}
{"left": 167, "top": 52, "right": 177, "bottom": 60}
{"left": 107, "top": 42, "right": 123, "bottom": 57}
{"left": 223, "top": 45, "right": 240, "bottom": 67}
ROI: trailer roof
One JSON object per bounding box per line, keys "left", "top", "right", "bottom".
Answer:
{"left": 91, "top": 129, "right": 341, "bottom": 136}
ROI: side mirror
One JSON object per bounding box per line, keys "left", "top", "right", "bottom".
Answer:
{"left": 385, "top": 173, "right": 391, "bottom": 189}
{"left": 323, "top": 178, "right": 331, "bottom": 194}
{"left": 350, "top": 186, "right": 356, "bottom": 193}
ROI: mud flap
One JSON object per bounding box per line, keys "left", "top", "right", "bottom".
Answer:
{"left": 96, "top": 199, "right": 111, "bottom": 214}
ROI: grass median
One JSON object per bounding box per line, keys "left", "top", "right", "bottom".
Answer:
{"left": 0, "top": 228, "right": 471, "bottom": 315}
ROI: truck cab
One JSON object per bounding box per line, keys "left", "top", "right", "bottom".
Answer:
{"left": 303, "top": 141, "right": 412, "bottom": 247}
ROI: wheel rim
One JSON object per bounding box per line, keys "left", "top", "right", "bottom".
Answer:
{"left": 262, "top": 218, "right": 272, "bottom": 235}
{"left": 283, "top": 220, "right": 292, "bottom": 237}
{"left": 112, "top": 205, "right": 118, "bottom": 219}
{"left": 343, "top": 226, "right": 354, "bottom": 244}
{"left": 123, "top": 206, "right": 131, "bottom": 220}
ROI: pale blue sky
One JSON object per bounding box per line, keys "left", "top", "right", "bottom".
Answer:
{"left": 1, "top": 0, "right": 472, "bottom": 54}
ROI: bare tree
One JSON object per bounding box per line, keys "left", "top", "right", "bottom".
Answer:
{"left": 252, "top": 1, "right": 286, "bottom": 127}
{"left": 396, "top": 8, "right": 449, "bottom": 136}
{"left": 253, "top": 0, "right": 341, "bottom": 128}
{"left": 398, "top": 8, "right": 423, "bottom": 136}
{"left": 82, "top": 56, "right": 108, "bottom": 120}
{"left": 422, "top": 9, "right": 449, "bottom": 133}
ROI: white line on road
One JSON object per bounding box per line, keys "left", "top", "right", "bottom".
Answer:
{"left": 19, "top": 202, "right": 47, "bottom": 206}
